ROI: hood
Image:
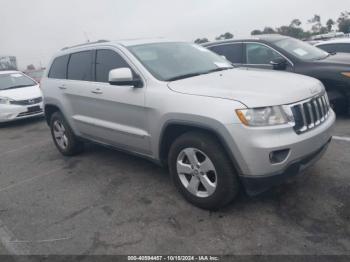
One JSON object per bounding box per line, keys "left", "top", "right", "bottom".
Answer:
{"left": 0, "top": 85, "right": 42, "bottom": 101}
{"left": 168, "top": 68, "right": 324, "bottom": 108}
{"left": 315, "top": 52, "right": 350, "bottom": 65}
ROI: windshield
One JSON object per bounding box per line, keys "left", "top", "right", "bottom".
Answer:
{"left": 128, "top": 42, "right": 233, "bottom": 81}
{"left": 274, "top": 38, "right": 329, "bottom": 61}
{"left": 0, "top": 72, "right": 36, "bottom": 90}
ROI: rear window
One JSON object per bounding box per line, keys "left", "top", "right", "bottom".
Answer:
{"left": 67, "top": 51, "right": 93, "bottom": 81}
{"left": 48, "top": 55, "right": 69, "bottom": 79}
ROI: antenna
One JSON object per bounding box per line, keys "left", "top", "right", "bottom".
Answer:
{"left": 84, "top": 31, "right": 90, "bottom": 43}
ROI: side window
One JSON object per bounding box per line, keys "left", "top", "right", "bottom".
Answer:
{"left": 317, "top": 44, "right": 335, "bottom": 53}
{"left": 96, "top": 49, "right": 131, "bottom": 83}
{"left": 335, "top": 43, "right": 350, "bottom": 53}
{"left": 208, "top": 43, "right": 243, "bottom": 63}
{"left": 245, "top": 43, "right": 283, "bottom": 64}
{"left": 48, "top": 55, "right": 69, "bottom": 79}
{"left": 67, "top": 51, "right": 93, "bottom": 81}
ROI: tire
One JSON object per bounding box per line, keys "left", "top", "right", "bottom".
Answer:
{"left": 168, "top": 131, "right": 239, "bottom": 210}
{"left": 50, "top": 111, "right": 84, "bottom": 156}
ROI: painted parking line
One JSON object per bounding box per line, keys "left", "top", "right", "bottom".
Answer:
{"left": 333, "top": 136, "right": 350, "bottom": 142}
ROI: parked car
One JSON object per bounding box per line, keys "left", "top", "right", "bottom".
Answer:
{"left": 315, "top": 38, "right": 350, "bottom": 54}
{"left": 24, "top": 69, "right": 45, "bottom": 83}
{"left": 203, "top": 34, "right": 350, "bottom": 114}
{"left": 41, "top": 40, "right": 335, "bottom": 209}
{"left": 0, "top": 71, "right": 43, "bottom": 123}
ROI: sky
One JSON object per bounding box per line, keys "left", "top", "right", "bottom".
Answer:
{"left": 0, "top": 0, "right": 348, "bottom": 69}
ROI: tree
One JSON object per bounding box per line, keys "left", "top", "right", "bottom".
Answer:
{"left": 215, "top": 32, "right": 234, "bottom": 40}
{"left": 337, "top": 11, "right": 350, "bottom": 33}
{"left": 326, "top": 19, "right": 335, "bottom": 32}
{"left": 308, "top": 14, "right": 322, "bottom": 34}
{"left": 262, "top": 27, "right": 276, "bottom": 34}
{"left": 290, "top": 19, "right": 302, "bottom": 28}
{"left": 251, "top": 29, "right": 262, "bottom": 35}
{"left": 27, "top": 64, "right": 35, "bottom": 70}
{"left": 194, "top": 38, "right": 209, "bottom": 44}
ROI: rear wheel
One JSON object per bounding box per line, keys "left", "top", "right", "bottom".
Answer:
{"left": 168, "top": 132, "right": 239, "bottom": 210}
{"left": 50, "top": 112, "right": 84, "bottom": 156}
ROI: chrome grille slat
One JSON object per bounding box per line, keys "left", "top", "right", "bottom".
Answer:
{"left": 292, "top": 93, "right": 330, "bottom": 134}
{"left": 313, "top": 100, "right": 321, "bottom": 124}
{"left": 317, "top": 97, "right": 325, "bottom": 121}
{"left": 307, "top": 102, "right": 315, "bottom": 128}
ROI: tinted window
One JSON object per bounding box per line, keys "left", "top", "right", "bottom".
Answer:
{"left": 208, "top": 43, "right": 243, "bottom": 63}
{"left": 67, "top": 51, "right": 93, "bottom": 81}
{"left": 245, "top": 43, "right": 282, "bottom": 64}
{"left": 96, "top": 49, "right": 130, "bottom": 82}
{"left": 318, "top": 43, "right": 350, "bottom": 53}
{"left": 48, "top": 55, "right": 69, "bottom": 79}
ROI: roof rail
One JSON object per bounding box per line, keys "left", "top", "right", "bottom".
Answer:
{"left": 61, "top": 40, "right": 110, "bottom": 51}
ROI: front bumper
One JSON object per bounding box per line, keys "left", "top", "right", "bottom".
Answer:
{"left": 240, "top": 137, "right": 331, "bottom": 195}
{"left": 0, "top": 102, "right": 44, "bottom": 123}
{"left": 223, "top": 109, "right": 335, "bottom": 194}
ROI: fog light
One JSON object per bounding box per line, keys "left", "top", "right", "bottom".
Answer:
{"left": 269, "top": 149, "right": 290, "bottom": 164}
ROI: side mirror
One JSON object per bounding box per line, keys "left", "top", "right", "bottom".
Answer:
{"left": 108, "top": 68, "right": 142, "bottom": 88}
{"left": 270, "top": 57, "right": 288, "bottom": 70}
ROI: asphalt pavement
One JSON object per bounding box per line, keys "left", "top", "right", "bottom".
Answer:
{"left": 0, "top": 116, "right": 349, "bottom": 255}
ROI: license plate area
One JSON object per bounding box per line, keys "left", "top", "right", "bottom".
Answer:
{"left": 27, "top": 106, "right": 41, "bottom": 112}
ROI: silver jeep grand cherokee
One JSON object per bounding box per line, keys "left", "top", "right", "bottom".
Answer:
{"left": 41, "top": 39, "right": 335, "bottom": 210}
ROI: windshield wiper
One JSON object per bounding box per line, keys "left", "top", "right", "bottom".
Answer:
{"left": 3, "top": 84, "right": 34, "bottom": 90}
{"left": 167, "top": 73, "right": 204, "bottom": 81}
{"left": 204, "top": 67, "right": 234, "bottom": 74}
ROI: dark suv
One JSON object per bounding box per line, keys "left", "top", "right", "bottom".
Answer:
{"left": 203, "top": 34, "right": 350, "bottom": 114}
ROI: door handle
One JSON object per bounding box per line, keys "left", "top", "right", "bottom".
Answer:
{"left": 58, "top": 85, "right": 67, "bottom": 90}
{"left": 91, "top": 89, "right": 103, "bottom": 94}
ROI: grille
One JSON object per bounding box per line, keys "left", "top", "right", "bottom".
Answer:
{"left": 17, "top": 108, "right": 43, "bottom": 117}
{"left": 291, "top": 93, "right": 331, "bottom": 134}
{"left": 10, "top": 97, "right": 42, "bottom": 106}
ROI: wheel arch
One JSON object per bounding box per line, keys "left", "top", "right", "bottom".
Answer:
{"left": 44, "top": 104, "right": 62, "bottom": 125}
{"left": 158, "top": 120, "right": 243, "bottom": 175}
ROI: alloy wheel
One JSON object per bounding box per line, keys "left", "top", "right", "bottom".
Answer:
{"left": 176, "top": 148, "right": 217, "bottom": 198}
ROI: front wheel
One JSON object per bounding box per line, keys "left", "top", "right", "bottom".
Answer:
{"left": 168, "top": 132, "right": 239, "bottom": 210}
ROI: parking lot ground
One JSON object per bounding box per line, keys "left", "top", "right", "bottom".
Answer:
{"left": 0, "top": 117, "right": 349, "bottom": 255}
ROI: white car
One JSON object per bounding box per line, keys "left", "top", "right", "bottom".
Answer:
{"left": 315, "top": 38, "right": 350, "bottom": 54}
{"left": 0, "top": 71, "right": 44, "bottom": 123}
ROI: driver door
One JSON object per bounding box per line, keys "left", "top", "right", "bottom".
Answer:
{"left": 243, "top": 42, "right": 294, "bottom": 71}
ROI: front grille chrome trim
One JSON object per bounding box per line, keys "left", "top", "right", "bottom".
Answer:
{"left": 290, "top": 92, "right": 330, "bottom": 134}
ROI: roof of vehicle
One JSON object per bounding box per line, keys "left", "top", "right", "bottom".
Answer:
{"left": 0, "top": 70, "right": 20, "bottom": 75}
{"left": 60, "top": 38, "right": 181, "bottom": 52}
{"left": 202, "top": 34, "right": 290, "bottom": 46}
{"left": 315, "top": 38, "right": 350, "bottom": 46}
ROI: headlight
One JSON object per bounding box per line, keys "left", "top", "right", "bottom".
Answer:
{"left": 341, "top": 72, "right": 350, "bottom": 78}
{"left": 0, "top": 97, "right": 13, "bottom": 105}
{"left": 236, "top": 106, "right": 289, "bottom": 126}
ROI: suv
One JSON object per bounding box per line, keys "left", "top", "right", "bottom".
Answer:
{"left": 41, "top": 39, "right": 335, "bottom": 209}
{"left": 203, "top": 34, "right": 350, "bottom": 114}
{"left": 315, "top": 38, "right": 350, "bottom": 54}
